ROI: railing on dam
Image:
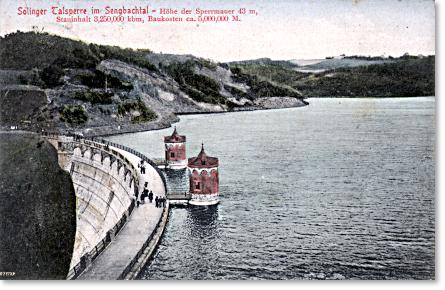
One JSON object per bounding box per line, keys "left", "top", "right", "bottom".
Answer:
{"left": 119, "top": 201, "right": 169, "bottom": 280}
{"left": 67, "top": 200, "right": 135, "bottom": 280}
{"left": 42, "top": 131, "right": 168, "bottom": 194}
{"left": 42, "top": 131, "right": 168, "bottom": 279}
{"left": 97, "top": 139, "right": 168, "bottom": 195}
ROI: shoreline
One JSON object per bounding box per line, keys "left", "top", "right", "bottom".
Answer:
{"left": 306, "top": 95, "right": 435, "bottom": 99}
{"left": 95, "top": 96, "right": 435, "bottom": 138}
{"left": 1, "top": 96, "right": 434, "bottom": 138}
{"left": 89, "top": 100, "right": 310, "bottom": 137}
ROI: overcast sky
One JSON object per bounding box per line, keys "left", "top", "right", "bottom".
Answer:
{"left": 0, "top": 0, "right": 435, "bottom": 62}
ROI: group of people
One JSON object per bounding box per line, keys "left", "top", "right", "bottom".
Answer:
{"left": 138, "top": 160, "right": 146, "bottom": 174}
{"left": 155, "top": 196, "right": 166, "bottom": 208}
{"left": 140, "top": 187, "right": 153, "bottom": 203}
{"left": 135, "top": 178, "right": 167, "bottom": 209}
{"left": 135, "top": 159, "right": 168, "bottom": 208}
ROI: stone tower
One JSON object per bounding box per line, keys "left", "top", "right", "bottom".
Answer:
{"left": 164, "top": 127, "right": 187, "bottom": 169}
{"left": 188, "top": 144, "right": 219, "bottom": 206}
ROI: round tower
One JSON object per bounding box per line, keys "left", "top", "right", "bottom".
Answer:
{"left": 188, "top": 144, "right": 219, "bottom": 206}
{"left": 164, "top": 127, "right": 187, "bottom": 169}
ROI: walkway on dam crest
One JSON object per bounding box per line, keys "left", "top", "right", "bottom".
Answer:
{"left": 79, "top": 146, "right": 166, "bottom": 280}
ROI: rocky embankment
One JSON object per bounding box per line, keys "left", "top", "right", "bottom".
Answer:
{"left": 0, "top": 64, "right": 307, "bottom": 136}
{"left": 0, "top": 61, "right": 307, "bottom": 136}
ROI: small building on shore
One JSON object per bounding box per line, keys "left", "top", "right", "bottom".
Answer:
{"left": 188, "top": 144, "right": 219, "bottom": 206}
{"left": 164, "top": 127, "right": 187, "bottom": 169}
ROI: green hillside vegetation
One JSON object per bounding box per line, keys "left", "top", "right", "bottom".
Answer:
{"left": 296, "top": 56, "right": 435, "bottom": 97}
{"left": 59, "top": 105, "right": 88, "bottom": 125}
{"left": 0, "top": 31, "right": 98, "bottom": 70}
{"left": 194, "top": 58, "right": 218, "bottom": 70}
{"left": 164, "top": 60, "right": 228, "bottom": 104}
{"left": 231, "top": 56, "right": 435, "bottom": 98}
{"left": 74, "top": 70, "right": 133, "bottom": 90}
{"left": 0, "top": 31, "right": 157, "bottom": 72}
{"left": 117, "top": 98, "right": 157, "bottom": 123}
{"left": 0, "top": 31, "right": 162, "bottom": 128}
{"left": 229, "top": 57, "right": 299, "bottom": 69}
{"left": 0, "top": 89, "right": 47, "bottom": 124}
{"left": 230, "top": 62, "right": 307, "bottom": 88}
{"left": 344, "top": 55, "right": 387, "bottom": 60}
{"left": 73, "top": 91, "right": 113, "bottom": 104}
{"left": 230, "top": 66, "right": 302, "bottom": 98}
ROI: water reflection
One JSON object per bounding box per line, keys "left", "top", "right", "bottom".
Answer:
{"left": 186, "top": 206, "right": 220, "bottom": 279}
{"left": 188, "top": 205, "right": 219, "bottom": 233}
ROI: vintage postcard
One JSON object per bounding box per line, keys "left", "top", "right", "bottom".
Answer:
{"left": 0, "top": 0, "right": 435, "bottom": 280}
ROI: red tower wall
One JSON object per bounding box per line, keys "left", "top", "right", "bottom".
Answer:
{"left": 165, "top": 143, "right": 186, "bottom": 163}
{"left": 190, "top": 169, "right": 219, "bottom": 194}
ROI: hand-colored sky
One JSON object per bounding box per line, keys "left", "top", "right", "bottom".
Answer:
{"left": 0, "top": 0, "right": 435, "bottom": 61}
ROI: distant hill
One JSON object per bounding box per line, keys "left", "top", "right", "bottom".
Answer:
{"left": 231, "top": 55, "right": 435, "bottom": 98}
{"left": 290, "top": 57, "right": 393, "bottom": 72}
{"left": 0, "top": 31, "right": 156, "bottom": 71}
{"left": 229, "top": 58, "right": 299, "bottom": 69}
{"left": 295, "top": 56, "right": 435, "bottom": 97}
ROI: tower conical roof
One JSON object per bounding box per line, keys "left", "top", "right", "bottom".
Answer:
{"left": 164, "top": 126, "right": 186, "bottom": 143}
{"left": 188, "top": 143, "right": 218, "bottom": 168}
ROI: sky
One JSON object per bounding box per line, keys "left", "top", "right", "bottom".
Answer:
{"left": 0, "top": 0, "right": 436, "bottom": 62}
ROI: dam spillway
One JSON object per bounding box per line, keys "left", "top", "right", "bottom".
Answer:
{"left": 45, "top": 134, "right": 168, "bottom": 279}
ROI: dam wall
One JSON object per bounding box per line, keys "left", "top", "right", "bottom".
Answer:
{"left": 46, "top": 135, "right": 140, "bottom": 278}
{"left": 45, "top": 133, "right": 169, "bottom": 279}
{"left": 75, "top": 139, "right": 168, "bottom": 280}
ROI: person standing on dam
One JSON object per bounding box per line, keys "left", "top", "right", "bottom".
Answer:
{"left": 148, "top": 190, "right": 153, "bottom": 203}
{"left": 135, "top": 190, "right": 140, "bottom": 206}
{"left": 140, "top": 188, "right": 146, "bottom": 203}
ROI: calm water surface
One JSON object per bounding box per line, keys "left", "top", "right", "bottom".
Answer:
{"left": 107, "top": 98, "right": 435, "bottom": 280}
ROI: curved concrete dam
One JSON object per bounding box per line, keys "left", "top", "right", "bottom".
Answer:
{"left": 45, "top": 134, "right": 168, "bottom": 279}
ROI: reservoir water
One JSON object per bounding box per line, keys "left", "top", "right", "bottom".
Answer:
{"left": 107, "top": 97, "right": 435, "bottom": 280}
